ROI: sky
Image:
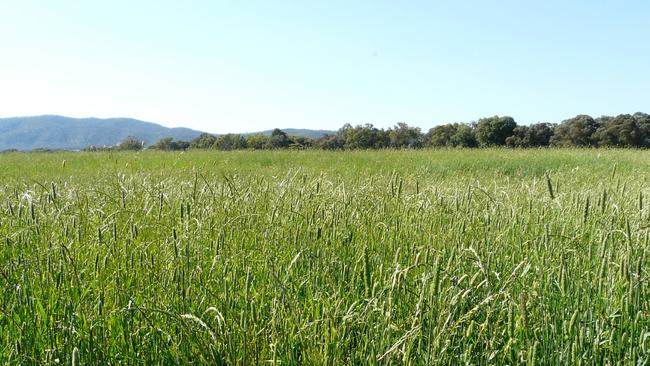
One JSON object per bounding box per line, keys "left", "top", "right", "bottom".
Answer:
{"left": 1, "top": 1, "right": 649, "bottom": 134}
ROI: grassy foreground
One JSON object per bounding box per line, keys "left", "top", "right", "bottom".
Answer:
{"left": 1, "top": 149, "right": 649, "bottom": 364}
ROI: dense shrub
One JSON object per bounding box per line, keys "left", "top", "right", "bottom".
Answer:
{"left": 117, "top": 136, "right": 144, "bottom": 151}
{"left": 214, "top": 134, "right": 247, "bottom": 150}
{"left": 149, "top": 137, "right": 189, "bottom": 151}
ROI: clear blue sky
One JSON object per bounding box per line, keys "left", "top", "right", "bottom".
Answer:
{"left": 1, "top": 1, "right": 648, "bottom": 133}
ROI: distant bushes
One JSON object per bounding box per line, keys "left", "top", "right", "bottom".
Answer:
{"left": 84, "top": 136, "right": 145, "bottom": 152}
{"left": 94, "top": 112, "right": 650, "bottom": 151}
{"left": 149, "top": 137, "right": 189, "bottom": 151}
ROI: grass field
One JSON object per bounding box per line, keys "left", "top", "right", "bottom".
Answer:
{"left": 1, "top": 149, "right": 649, "bottom": 364}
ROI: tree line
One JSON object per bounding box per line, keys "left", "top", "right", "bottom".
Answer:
{"left": 109, "top": 112, "right": 650, "bottom": 151}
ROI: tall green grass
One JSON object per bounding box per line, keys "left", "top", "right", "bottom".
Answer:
{"left": 0, "top": 149, "right": 649, "bottom": 364}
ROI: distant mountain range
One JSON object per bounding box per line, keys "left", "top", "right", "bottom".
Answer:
{"left": 0, "top": 115, "right": 334, "bottom": 150}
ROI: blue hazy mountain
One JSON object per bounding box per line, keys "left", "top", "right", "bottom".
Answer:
{"left": 0, "top": 115, "right": 203, "bottom": 150}
{"left": 0, "top": 115, "right": 334, "bottom": 150}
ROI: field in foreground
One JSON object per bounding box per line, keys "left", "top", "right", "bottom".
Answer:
{"left": 1, "top": 149, "right": 649, "bottom": 364}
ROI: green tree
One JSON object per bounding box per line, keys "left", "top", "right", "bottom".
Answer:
{"left": 451, "top": 124, "right": 478, "bottom": 147}
{"left": 190, "top": 133, "right": 218, "bottom": 149}
{"left": 476, "top": 116, "right": 517, "bottom": 147}
{"left": 214, "top": 134, "right": 247, "bottom": 150}
{"left": 426, "top": 124, "right": 459, "bottom": 147}
{"left": 426, "top": 123, "right": 478, "bottom": 147}
{"left": 288, "top": 135, "right": 313, "bottom": 149}
{"left": 388, "top": 122, "right": 423, "bottom": 148}
{"left": 550, "top": 115, "right": 599, "bottom": 147}
{"left": 246, "top": 134, "right": 269, "bottom": 149}
{"left": 593, "top": 114, "right": 645, "bottom": 147}
{"left": 314, "top": 134, "right": 344, "bottom": 150}
{"left": 150, "top": 137, "right": 174, "bottom": 150}
{"left": 117, "top": 136, "right": 144, "bottom": 151}
{"left": 338, "top": 124, "right": 389, "bottom": 149}
{"left": 635, "top": 112, "right": 650, "bottom": 147}
{"left": 505, "top": 127, "right": 528, "bottom": 147}
{"left": 505, "top": 123, "right": 554, "bottom": 147}
{"left": 266, "top": 129, "right": 290, "bottom": 149}
{"left": 175, "top": 140, "right": 190, "bottom": 150}
{"left": 150, "top": 137, "right": 190, "bottom": 151}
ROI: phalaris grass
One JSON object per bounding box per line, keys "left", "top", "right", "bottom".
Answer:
{"left": 0, "top": 149, "right": 648, "bottom": 364}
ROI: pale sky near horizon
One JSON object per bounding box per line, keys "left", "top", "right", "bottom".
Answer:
{"left": 1, "top": 1, "right": 649, "bottom": 134}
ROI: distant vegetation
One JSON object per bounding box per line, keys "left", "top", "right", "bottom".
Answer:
{"left": 0, "top": 115, "right": 337, "bottom": 151}
{"left": 3, "top": 113, "right": 650, "bottom": 151}
{"left": 141, "top": 112, "right": 650, "bottom": 152}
